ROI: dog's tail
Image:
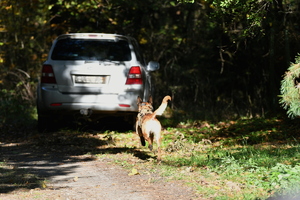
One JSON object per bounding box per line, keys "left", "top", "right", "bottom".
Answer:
{"left": 153, "top": 95, "right": 171, "bottom": 116}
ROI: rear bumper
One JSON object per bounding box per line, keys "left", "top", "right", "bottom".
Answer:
{"left": 37, "top": 86, "right": 141, "bottom": 115}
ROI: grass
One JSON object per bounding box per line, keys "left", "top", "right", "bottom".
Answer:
{"left": 95, "top": 117, "right": 300, "bottom": 199}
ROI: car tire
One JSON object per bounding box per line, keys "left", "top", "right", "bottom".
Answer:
{"left": 37, "top": 115, "right": 54, "bottom": 132}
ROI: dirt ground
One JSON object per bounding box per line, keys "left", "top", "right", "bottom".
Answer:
{"left": 0, "top": 125, "right": 200, "bottom": 200}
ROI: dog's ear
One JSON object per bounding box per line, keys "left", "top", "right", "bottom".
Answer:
{"left": 148, "top": 95, "right": 153, "bottom": 104}
{"left": 137, "top": 96, "right": 143, "bottom": 104}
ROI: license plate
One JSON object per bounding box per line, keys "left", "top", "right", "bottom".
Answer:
{"left": 75, "top": 75, "right": 107, "bottom": 84}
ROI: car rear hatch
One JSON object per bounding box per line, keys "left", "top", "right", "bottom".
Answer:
{"left": 49, "top": 35, "right": 134, "bottom": 95}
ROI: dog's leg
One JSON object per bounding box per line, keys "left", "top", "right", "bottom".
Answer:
{"left": 142, "top": 133, "right": 153, "bottom": 151}
{"left": 136, "top": 123, "right": 146, "bottom": 146}
{"left": 143, "top": 135, "right": 153, "bottom": 151}
{"left": 140, "top": 135, "right": 146, "bottom": 146}
{"left": 148, "top": 133, "right": 154, "bottom": 151}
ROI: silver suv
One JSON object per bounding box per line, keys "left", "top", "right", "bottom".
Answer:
{"left": 37, "top": 33, "right": 159, "bottom": 131}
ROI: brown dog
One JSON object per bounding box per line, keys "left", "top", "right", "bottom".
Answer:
{"left": 136, "top": 95, "right": 171, "bottom": 161}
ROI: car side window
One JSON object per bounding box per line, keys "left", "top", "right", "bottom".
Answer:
{"left": 130, "top": 39, "right": 146, "bottom": 66}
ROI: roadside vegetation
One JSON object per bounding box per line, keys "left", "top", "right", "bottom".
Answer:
{"left": 97, "top": 116, "right": 300, "bottom": 200}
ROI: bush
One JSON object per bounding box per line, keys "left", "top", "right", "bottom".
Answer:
{"left": 0, "top": 69, "right": 36, "bottom": 126}
{"left": 0, "top": 89, "right": 34, "bottom": 124}
{"left": 280, "top": 54, "right": 300, "bottom": 118}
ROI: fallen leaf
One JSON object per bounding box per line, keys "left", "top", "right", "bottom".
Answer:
{"left": 213, "top": 186, "right": 221, "bottom": 190}
{"left": 41, "top": 182, "right": 47, "bottom": 188}
{"left": 73, "top": 176, "right": 79, "bottom": 182}
{"left": 128, "top": 168, "right": 139, "bottom": 176}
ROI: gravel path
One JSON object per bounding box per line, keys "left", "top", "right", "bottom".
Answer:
{"left": 0, "top": 141, "right": 199, "bottom": 200}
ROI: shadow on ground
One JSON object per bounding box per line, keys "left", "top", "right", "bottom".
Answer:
{"left": 0, "top": 117, "right": 152, "bottom": 194}
{"left": 214, "top": 116, "right": 300, "bottom": 145}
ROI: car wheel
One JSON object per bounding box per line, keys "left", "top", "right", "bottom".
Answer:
{"left": 37, "top": 114, "right": 54, "bottom": 132}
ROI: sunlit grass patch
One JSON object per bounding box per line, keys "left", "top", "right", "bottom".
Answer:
{"left": 156, "top": 118, "right": 300, "bottom": 199}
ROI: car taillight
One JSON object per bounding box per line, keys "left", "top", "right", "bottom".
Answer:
{"left": 41, "top": 64, "right": 56, "bottom": 83}
{"left": 119, "top": 104, "right": 130, "bottom": 107}
{"left": 50, "top": 103, "right": 62, "bottom": 106}
{"left": 126, "top": 66, "right": 142, "bottom": 85}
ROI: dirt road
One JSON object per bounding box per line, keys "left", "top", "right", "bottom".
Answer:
{"left": 0, "top": 129, "right": 199, "bottom": 200}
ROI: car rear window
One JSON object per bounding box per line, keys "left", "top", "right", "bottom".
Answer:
{"left": 51, "top": 38, "right": 132, "bottom": 61}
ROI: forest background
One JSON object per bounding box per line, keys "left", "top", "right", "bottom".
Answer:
{"left": 1, "top": 0, "right": 299, "bottom": 124}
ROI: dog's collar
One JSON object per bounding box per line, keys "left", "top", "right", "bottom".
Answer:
{"left": 140, "top": 103, "right": 153, "bottom": 110}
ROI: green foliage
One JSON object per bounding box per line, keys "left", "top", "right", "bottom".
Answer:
{"left": 210, "top": 0, "right": 268, "bottom": 39}
{"left": 280, "top": 54, "right": 300, "bottom": 118}
{"left": 0, "top": 0, "right": 50, "bottom": 73}
{"left": 176, "top": 0, "right": 194, "bottom": 3}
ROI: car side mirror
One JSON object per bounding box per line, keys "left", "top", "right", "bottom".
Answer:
{"left": 146, "top": 61, "right": 160, "bottom": 72}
